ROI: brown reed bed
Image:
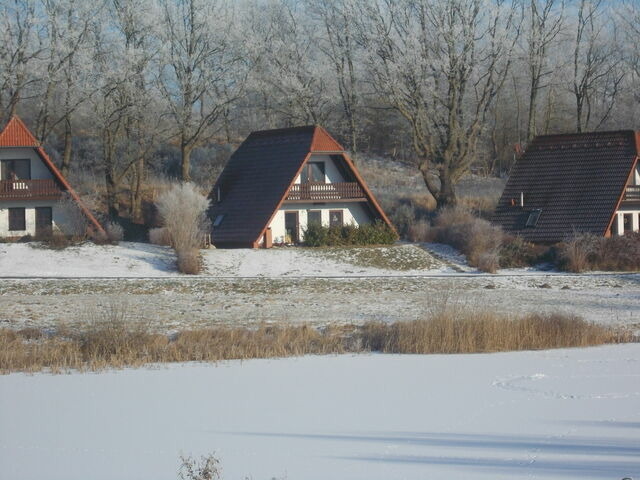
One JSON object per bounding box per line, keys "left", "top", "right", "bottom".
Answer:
{"left": 0, "top": 309, "right": 633, "bottom": 374}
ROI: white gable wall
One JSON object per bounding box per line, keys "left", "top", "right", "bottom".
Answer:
{"left": 0, "top": 199, "right": 73, "bottom": 237}
{"left": 0, "top": 147, "right": 54, "bottom": 180}
{"left": 267, "top": 202, "right": 372, "bottom": 245}
{"left": 292, "top": 155, "right": 347, "bottom": 184}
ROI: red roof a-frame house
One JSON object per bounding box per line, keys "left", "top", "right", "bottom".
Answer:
{"left": 0, "top": 115, "right": 103, "bottom": 238}
{"left": 208, "top": 125, "right": 394, "bottom": 248}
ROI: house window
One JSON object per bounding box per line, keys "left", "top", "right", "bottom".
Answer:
{"left": 302, "top": 162, "right": 325, "bottom": 183}
{"left": 8, "top": 207, "right": 26, "bottom": 231}
{"left": 1, "top": 159, "right": 31, "bottom": 180}
{"left": 307, "top": 210, "right": 321, "bottom": 226}
{"left": 213, "top": 214, "right": 224, "bottom": 227}
{"left": 525, "top": 209, "right": 542, "bottom": 227}
{"left": 329, "top": 210, "right": 343, "bottom": 227}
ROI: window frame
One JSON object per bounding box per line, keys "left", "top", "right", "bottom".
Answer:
{"left": 1, "top": 159, "right": 31, "bottom": 180}
{"left": 329, "top": 210, "right": 343, "bottom": 228}
{"left": 8, "top": 207, "right": 26, "bottom": 231}
{"left": 301, "top": 161, "right": 326, "bottom": 184}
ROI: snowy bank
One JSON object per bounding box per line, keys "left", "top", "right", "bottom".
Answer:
{"left": 1, "top": 344, "right": 639, "bottom": 480}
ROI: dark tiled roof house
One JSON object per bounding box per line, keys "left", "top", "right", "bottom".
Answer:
{"left": 493, "top": 130, "right": 640, "bottom": 243}
{"left": 208, "top": 125, "right": 394, "bottom": 248}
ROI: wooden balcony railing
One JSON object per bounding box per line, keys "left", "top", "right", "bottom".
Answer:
{"left": 286, "top": 182, "right": 365, "bottom": 201}
{"left": 0, "top": 179, "right": 63, "bottom": 199}
{"left": 623, "top": 186, "right": 640, "bottom": 202}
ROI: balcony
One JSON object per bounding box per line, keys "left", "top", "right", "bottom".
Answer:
{"left": 623, "top": 186, "right": 640, "bottom": 202}
{"left": 0, "top": 179, "right": 63, "bottom": 200}
{"left": 286, "top": 182, "right": 366, "bottom": 202}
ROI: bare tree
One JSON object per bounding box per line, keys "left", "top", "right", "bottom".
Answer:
{"left": 308, "top": 0, "right": 361, "bottom": 157}
{"left": 525, "top": 0, "right": 565, "bottom": 142}
{"left": 157, "top": 0, "right": 247, "bottom": 181}
{"left": 358, "top": 0, "right": 520, "bottom": 208}
{"left": 0, "top": 0, "right": 42, "bottom": 122}
{"left": 570, "top": 0, "right": 624, "bottom": 132}
{"left": 252, "top": 0, "right": 333, "bottom": 127}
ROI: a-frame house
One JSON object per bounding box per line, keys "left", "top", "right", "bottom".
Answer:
{"left": 493, "top": 130, "right": 640, "bottom": 243}
{"left": 0, "top": 115, "right": 103, "bottom": 238}
{"left": 208, "top": 125, "right": 394, "bottom": 248}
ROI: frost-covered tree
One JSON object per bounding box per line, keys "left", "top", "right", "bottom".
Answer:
{"left": 157, "top": 0, "right": 248, "bottom": 181}
{"left": 357, "top": 0, "right": 521, "bottom": 208}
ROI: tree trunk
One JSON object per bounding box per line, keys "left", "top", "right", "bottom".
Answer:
{"left": 132, "top": 156, "right": 144, "bottom": 222}
{"left": 105, "top": 171, "right": 119, "bottom": 220}
{"left": 61, "top": 116, "right": 72, "bottom": 176}
{"left": 436, "top": 168, "right": 457, "bottom": 209}
{"left": 181, "top": 140, "right": 192, "bottom": 182}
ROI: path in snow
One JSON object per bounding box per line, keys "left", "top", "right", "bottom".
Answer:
{"left": 1, "top": 344, "right": 639, "bottom": 480}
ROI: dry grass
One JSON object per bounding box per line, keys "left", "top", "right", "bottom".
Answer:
{"left": 0, "top": 306, "right": 632, "bottom": 374}
{"left": 177, "top": 248, "right": 203, "bottom": 275}
{"left": 559, "top": 232, "right": 640, "bottom": 272}
{"left": 433, "top": 206, "right": 504, "bottom": 271}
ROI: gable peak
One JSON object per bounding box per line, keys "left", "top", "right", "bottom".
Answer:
{"left": 0, "top": 115, "right": 40, "bottom": 147}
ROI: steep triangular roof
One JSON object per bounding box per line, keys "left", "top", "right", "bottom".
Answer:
{"left": 492, "top": 130, "right": 639, "bottom": 243}
{"left": 0, "top": 115, "right": 104, "bottom": 235}
{"left": 208, "top": 125, "right": 393, "bottom": 247}
{"left": 0, "top": 116, "right": 40, "bottom": 147}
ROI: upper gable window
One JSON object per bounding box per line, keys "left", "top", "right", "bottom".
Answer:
{"left": 1, "top": 159, "right": 31, "bottom": 180}
{"left": 302, "top": 162, "right": 325, "bottom": 183}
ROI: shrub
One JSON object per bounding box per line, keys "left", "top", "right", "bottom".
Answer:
{"left": 149, "top": 227, "right": 171, "bottom": 246}
{"left": 433, "top": 206, "right": 503, "bottom": 268}
{"left": 155, "top": 183, "right": 211, "bottom": 251}
{"left": 105, "top": 221, "right": 124, "bottom": 243}
{"left": 33, "top": 232, "right": 73, "bottom": 250}
{"left": 476, "top": 251, "right": 500, "bottom": 273}
{"left": 303, "top": 220, "right": 398, "bottom": 247}
{"left": 559, "top": 232, "right": 640, "bottom": 272}
{"left": 155, "top": 183, "right": 210, "bottom": 274}
{"left": 55, "top": 192, "right": 88, "bottom": 240}
{"left": 177, "top": 248, "right": 202, "bottom": 275}
{"left": 499, "top": 235, "right": 544, "bottom": 268}
{"left": 407, "top": 219, "right": 433, "bottom": 242}
{"left": 179, "top": 454, "right": 221, "bottom": 480}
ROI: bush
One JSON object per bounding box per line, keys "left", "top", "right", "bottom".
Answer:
{"left": 433, "top": 206, "right": 503, "bottom": 268}
{"left": 559, "top": 232, "right": 640, "bottom": 272}
{"left": 179, "top": 454, "right": 221, "bottom": 480}
{"left": 55, "top": 192, "right": 89, "bottom": 240}
{"left": 155, "top": 183, "right": 211, "bottom": 251}
{"left": 33, "top": 232, "right": 74, "bottom": 250}
{"left": 499, "top": 235, "right": 544, "bottom": 268}
{"left": 149, "top": 227, "right": 171, "bottom": 246}
{"left": 177, "top": 248, "right": 202, "bottom": 275}
{"left": 155, "top": 183, "right": 210, "bottom": 274}
{"left": 407, "top": 219, "right": 433, "bottom": 242}
{"left": 105, "top": 221, "right": 124, "bottom": 243}
{"left": 303, "top": 221, "right": 398, "bottom": 247}
{"left": 476, "top": 251, "right": 500, "bottom": 273}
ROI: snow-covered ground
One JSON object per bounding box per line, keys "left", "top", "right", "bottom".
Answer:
{"left": 1, "top": 344, "right": 639, "bottom": 480}
{"left": 0, "top": 241, "right": 451, "bottom": 278}
{"left": 0, "top": 241, "right": 638, "bottom": 329}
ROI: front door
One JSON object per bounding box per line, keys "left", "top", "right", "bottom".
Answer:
{"left": 329, "top": 210, "right": 343, "bottom": 228}
{"left": 284, "top": 211, "right": 299, "bottom": 244}
{"left": 35, "top": 207, "right": 53, "bottom": 237}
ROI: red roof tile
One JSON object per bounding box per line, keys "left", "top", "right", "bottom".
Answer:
{"left": 0, "top": 116, "right": 40, "bottom": 147}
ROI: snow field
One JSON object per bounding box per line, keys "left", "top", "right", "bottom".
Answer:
{"left": 1, "top": 344, "right": 639, "bottom": 480}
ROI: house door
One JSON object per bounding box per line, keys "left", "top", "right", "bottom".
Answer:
{"left": 35, "top": 207, "right": 53, "bottom": 237}
{"left": 284, "top": 211, "right": 299, "bottom": 244}
{"left": 329, "top": 210, "right": 343, "bottom": 228}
